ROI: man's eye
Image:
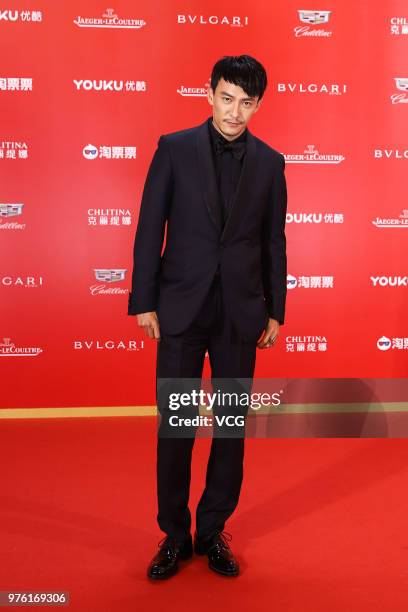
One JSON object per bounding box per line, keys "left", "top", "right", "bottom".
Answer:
{"left": 223, "top": 97, "right": 231, "bottom": 102}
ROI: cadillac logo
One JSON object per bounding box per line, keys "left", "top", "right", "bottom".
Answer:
{"left": 0, "top": 203, "right": 24, "bottom": 217}
{"left": 298, "top": 10, "right": 331, "bottom": 24}
{"left": 395, "top": 78, "right": 408, "bottom": 92}
{"left": 94, "top": 269, "right": 126, "bottom": 282}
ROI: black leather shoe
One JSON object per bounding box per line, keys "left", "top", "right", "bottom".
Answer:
{"left": 147, "top": 534, "right": 193, "bottom": 580}
{"left": 194, "top": 531, "right": 239, "bottom": 577}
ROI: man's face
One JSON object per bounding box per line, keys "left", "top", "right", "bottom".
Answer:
{"left": 207, "top": 77, "right": 262, "bottom": 141}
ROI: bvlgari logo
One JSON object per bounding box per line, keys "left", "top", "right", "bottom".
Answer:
{"left": 73, "top": 339, "right": 144, "bottom": 351}
{"left": 2, "top": 275, "right": 43, "bottom": 287}
{"left": 277, "top": 82, "right": 347, "bottom": 95}
{"left": 0, "top": 337, "right": 43, "bottom": 357}
{"left": 372, "top": 209, "right": 408, "bottom": 228}
{"left": 284, "top": 144, "right": 345, "bottom": 164}
{"left": 391, "top": 78, "right": 408, "bottom": 104}
{"left": 294, "top": 9, "right": 332, "bottom": 37}
{"left": 74, "top": 8, "right": 146, "bottom": 29}
{"left": 91, "top": 269, "right": 128, "bottom": 295}
{"left": 177, "top": 14, "right": 248, "bottom": 27}
{"left": 374, "top": 149, "right": 408, "bottom": 159}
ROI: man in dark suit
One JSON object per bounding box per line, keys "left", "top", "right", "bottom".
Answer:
{"left": 128, "top": 55, "right": 287, "bottom": 579}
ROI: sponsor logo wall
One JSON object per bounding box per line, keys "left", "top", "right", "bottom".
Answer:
{"left": 1, "top": 2, "right": 406, "bottom": 408}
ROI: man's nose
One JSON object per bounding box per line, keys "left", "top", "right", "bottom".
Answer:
{"left": 230, "top": 101, "right": 240, "bottom": 119}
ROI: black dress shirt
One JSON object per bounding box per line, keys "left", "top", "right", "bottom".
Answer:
{"left": 207, "top": 116, "right": 247, "bottom": 230}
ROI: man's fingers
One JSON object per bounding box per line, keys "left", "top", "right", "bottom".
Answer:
{"left": 152, "top": 321, "right": 161, "bottom": 340}
{"left": 140, "top": 321, "right": 160, "bottom": 340}
{"left": 136, "top": 312, "right": 161, "bottom": 340}
{"left": 145, "top": 325, "right": 155, "bottom": 339}
{"left": 257, "top": 334, "right": 278, "bottom": 349}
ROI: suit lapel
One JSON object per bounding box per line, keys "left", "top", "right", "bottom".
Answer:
{"left": 196, "top": 118, "right": 223, "bottom": 233}
{"left": 220, "top": 127, "right": 257, "bottom": 242}
{"left": 195, "top": 117, "right": 257, "bottom": 241}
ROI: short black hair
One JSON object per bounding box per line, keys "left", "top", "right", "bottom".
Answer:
{"left": 210, "top": 55, "right": 267, "bottom": 101}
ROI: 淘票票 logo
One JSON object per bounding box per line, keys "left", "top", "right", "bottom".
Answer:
{"left": 287, "top": 274, "right": 334, "bottom": 289}
{"left": 377, "top": 336, "right": 408, "bottom": 351}
{"left": 83, "top": 144, "right": 136, "bottom": 159}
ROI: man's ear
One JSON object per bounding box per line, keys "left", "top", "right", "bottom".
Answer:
{"left": 207, "top": 87, "right": 214, "bottom": 106}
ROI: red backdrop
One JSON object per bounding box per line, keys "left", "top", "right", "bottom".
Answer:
{"left": 1, "top": 1, "right": 407, "bottom": 409}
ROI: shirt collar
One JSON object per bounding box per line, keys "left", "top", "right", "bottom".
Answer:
{"left": 207, "top": 116, "right": 247, "bottom": 149}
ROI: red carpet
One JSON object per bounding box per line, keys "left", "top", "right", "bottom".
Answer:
{"left": 1, "top": 417, "right": 408, "bottom": 611}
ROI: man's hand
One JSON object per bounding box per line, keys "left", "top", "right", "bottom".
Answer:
{"left": 257, "top": 318, "right": 280, "bottom": 349}
{"left": 137, "top": 311, "right": 161, "bottom": 340}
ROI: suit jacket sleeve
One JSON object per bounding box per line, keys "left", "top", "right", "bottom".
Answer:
{"left": 128, "top": 135, "right": 173, "bottom": 315}
{"left": 261, "top": 153, "right": 288, "bottom": 325}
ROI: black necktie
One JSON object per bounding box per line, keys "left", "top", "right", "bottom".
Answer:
{"left": 214, "top": 138, "right": 246, "bottom": 160}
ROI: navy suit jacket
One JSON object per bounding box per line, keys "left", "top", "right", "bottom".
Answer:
{"left": 128, "top": 116, "right": 288, "bottom": 342}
